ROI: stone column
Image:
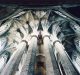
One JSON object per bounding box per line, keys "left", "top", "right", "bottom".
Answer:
{"left": 43, "top": 37, "right": 54, "bottom": 75}
{"left": 51, "top": 34, "right": 78, "bottom": 75}
{"left": 1, "top": 40, "right": 28, "bottom": 75}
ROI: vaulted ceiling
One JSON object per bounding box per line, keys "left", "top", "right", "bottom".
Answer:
{"left": 0, "top": 5, "right": 80, "bottom": 74}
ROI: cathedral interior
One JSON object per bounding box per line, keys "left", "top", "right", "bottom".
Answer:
{"left": 0, "top": 4, "right": 80, "bottom": 75}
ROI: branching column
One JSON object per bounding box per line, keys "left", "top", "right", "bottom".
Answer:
{"left": 1, "top": 40, "right": 28, "bottom": 75}
{"left": 51, "top": 34, "right": 78, "bottom": 75}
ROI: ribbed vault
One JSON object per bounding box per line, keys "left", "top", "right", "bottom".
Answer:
{"left": 0, "top": 5, "right": 80, "bottom": 75}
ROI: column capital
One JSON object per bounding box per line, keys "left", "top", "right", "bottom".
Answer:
{"left": 22, "top": 40, "right": 28, "bottom": 49}
{"left": 43, "top": 35, "right": 50, "bottom": 39}
{"left": 53, "top": 40, "right": 61, "bottom": 46}
{"left": 31, "top": 35, "right": 37, "bottom": 38}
